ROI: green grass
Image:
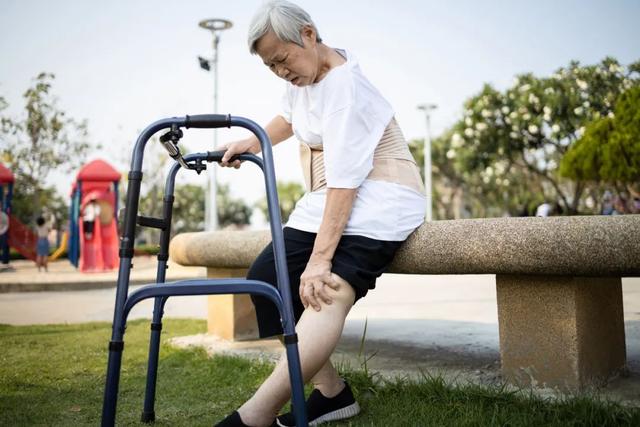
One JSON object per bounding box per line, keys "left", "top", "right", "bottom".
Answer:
{"left": 1, "top": 319, "right": 639, "bottom": 426}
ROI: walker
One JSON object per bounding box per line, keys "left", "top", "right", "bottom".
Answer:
{"left": 101, "top": 114, "right": 307, "bottom": 427}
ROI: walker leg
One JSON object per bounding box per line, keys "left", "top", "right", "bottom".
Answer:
{"left": 283, "top": 334, "right": 308, "bottom": 427}
{"left": 141, "top": 296, "right": 167, "bottom": 423}
{"left": 101, "top": 325, "right": 126, "bottom": 427}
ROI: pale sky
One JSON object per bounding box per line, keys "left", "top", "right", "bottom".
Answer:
{"left": 1, "top": 0, "right": 639, "bottom": 214}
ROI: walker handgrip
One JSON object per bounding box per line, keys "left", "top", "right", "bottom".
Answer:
{"left": 185, "top": 114, "right": 231, "bottom": 129}
{"left": 206, "top": 150, "right": 254, "bottom": 164}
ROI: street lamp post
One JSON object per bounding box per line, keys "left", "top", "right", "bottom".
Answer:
{"left": 417, "top": 103, "right": 437, "bottom": 221}
{"left": 198, "top": 18, "right": 233, "bottom": 231}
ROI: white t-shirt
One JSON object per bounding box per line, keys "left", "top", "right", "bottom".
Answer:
{"left": 535, "top": 203, "right": 551, "bottom": 217}
{"left": 282, "top": 49, "right": 425, "bottom": 241}
{"left": 36, "top": 224, "right": 49, "bottom": 239}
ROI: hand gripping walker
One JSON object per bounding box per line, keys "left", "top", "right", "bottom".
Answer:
{"left": 101, "top": 114, "right": 308, "bottom": 427}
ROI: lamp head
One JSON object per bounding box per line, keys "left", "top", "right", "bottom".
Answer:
{"left": 198, "top": 18, "right": 233, "bottom": 32}
{"left": 417, "top": 103, "right": 437, "bottom": 112}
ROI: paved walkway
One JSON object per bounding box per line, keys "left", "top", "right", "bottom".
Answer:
{"left": 1, "top": 259, "right": 639, "bottom": 403}
{"left": 0, "top": 257, "right": 206, "bottom": 292}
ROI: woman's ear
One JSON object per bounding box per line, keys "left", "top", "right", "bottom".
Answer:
{"left": 300, "top": 25, "right": 316, "bottom": 46}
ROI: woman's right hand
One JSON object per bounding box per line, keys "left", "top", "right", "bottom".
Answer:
{"left": 219, "top": 138, "right": 259, "bottom": 169}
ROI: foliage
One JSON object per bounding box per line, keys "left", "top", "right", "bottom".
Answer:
{"left": 138, "top": 179, "right": 207, "bottom": 243}
{"left": 0, "top": 73, "right": 91, "bottom": 226}
{"left": 136, "top": 144, "right": 251, "bottom": 244}
{"left": 10, "top": 184, "right": 70, "bottom": 231}
{"left": 256, "top": 180, "right": 305, "bottom": 223}
{"left": 217, "top": 182, "right": 252, "bottom": 228}
{"left": 134, "top": 243, "right": 161, "bottom": 256}
{"left": 173, "top": 183, "right": 205, "bottom": 233}
{"left": 414, "top": 57, "right": 639, "bottom": 218}
{"left": 560, "top": 86, "right": 640, "bottom": 190}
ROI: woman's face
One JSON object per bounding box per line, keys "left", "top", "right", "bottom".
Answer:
{"left": 255, "top": 27, "right": 320, "bottom": 87}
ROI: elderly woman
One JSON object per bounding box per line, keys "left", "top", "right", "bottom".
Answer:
{"left": 216, "top": 1, "right": 425, "bottom": 426}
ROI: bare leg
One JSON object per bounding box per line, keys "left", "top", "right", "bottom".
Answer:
{"left": 237, "top": 274, "right": 355, "bottom": 427}
{"left": 310, "top": 359, "right": 344, "bottom": 398}
{"left": 271, "top": 342, "right": 343, "bottom": 397}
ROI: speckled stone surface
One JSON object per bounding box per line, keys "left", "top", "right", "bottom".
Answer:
{"left": 497, "top": 275, "right": 626, "bottom": 389}
{"left": 171, "top": 230, "right": 271, "bottom": 269}
{"left": 169, "top": 216, "right": 638, "bottom": 388}
{"left": 171, "top": 215, "right": 640, "bottom": 276}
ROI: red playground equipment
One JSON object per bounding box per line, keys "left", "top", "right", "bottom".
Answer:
{"left": 69, "top": 159, "right": 121, "bottom": 272}
{"left": 1, "top": 163, "right": 40, "bottom": 263}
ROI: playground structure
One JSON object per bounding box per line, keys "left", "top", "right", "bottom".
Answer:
{"left": 48, "top": 232, "right": 68, "bottom": 261}
{"left": 0, "top": 160, "right": 118, "bottom": 267}
{"left": 0, "top": 163, "right": 41, "bottom": 263}
{"left": 0, "top": 163, "right": 15, "bottom": 264}
{"left": 68, "top": 159, "right": 120, "bottom": 272}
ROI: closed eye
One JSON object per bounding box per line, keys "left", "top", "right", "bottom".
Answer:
{"left": 265, "top": 59, "right": 282, "bottom": 69}
{"left": 271, "top": 55, "right": 288, "bottom": 65}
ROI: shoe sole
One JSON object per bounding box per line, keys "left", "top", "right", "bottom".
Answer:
{"left": 276, "top": 402, "right": 361, "bottom": 426}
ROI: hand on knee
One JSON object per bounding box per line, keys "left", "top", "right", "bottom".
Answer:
{"left": 300, "top": 274, "right": 354, "bottom": 312}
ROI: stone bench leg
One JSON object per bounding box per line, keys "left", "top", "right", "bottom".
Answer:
{"left": 206, "top": 267, "right": 259, "bottom": 341}
{"left": 496, "top": 275, "right": 626, "bottom": 389}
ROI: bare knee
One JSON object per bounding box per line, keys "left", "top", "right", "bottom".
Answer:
{"left": 329, "top": 273, "right": 356, "bottom": 308}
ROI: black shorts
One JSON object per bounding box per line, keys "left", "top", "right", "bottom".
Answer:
{"left": 83, "top": 220, "right": 94, "bottom": 234}
{"left": 248, "top": 227, "right": 403, "bottom": 338}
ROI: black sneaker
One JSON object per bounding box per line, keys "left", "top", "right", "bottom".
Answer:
{"left": 214, "top": 410, "right": 277, "bottom": 427}
{"left": 276, "top": 382, "right": 360, "bottom": 426}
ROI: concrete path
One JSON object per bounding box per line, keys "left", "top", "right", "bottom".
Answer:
{"left": 0, "top": 257, "right": 206, "bottom": 292}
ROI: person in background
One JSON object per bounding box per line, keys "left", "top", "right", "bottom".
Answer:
{"left": 612, "top": 194, "right": 629, "bottom": 215}
{"left": 601, "top": 191, "right": 615, "bottom": 215}
{"left": 83, "top": 199, "right": 100, "bottom": 239}
{"left": 35, "top": 216, "right": 50, "bottom": 272}
{"left": 535, "top": 202, "right": 552, "bottom": 217}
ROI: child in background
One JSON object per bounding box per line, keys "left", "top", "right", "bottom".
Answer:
{"left": 83, "top": 199, "right": 100, "bottom": 239}
{"left": 35, "top": 216, "right": 50, "bottom": 272}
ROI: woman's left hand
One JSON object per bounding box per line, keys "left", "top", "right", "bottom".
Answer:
{"left": 299, "top": 257, "right": 339, "bottom": 311}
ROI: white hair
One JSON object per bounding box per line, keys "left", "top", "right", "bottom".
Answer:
{"left": 248, "top": 0, "right": 322, "bottom": 54}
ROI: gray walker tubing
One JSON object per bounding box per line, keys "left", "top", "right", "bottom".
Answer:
{"left": 101, "top": 114, "right": 308, "bottom": 427}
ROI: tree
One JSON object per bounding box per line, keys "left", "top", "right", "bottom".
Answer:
{"left": 172, "top": 184, "right": 205, "bottom": 234}
{"left": 560, "top": 86, "right": 640, "bottom": 197}
{"left": 217, "top": 183, "right": 252, "bottom": 228}
{"left": 425, "top": 57, "right": 639, "bottom": 217}
{"left": 138, "top": 179, "right": 251, "bottom": 244}
{"left": 136, "top": 141, "right": 252, "bottom": 243}
{"left": 410, "top": 135, "right": 539, "bottom": 219}
{"left": 138, "top": 181, "right": 206, "bottom": 242}
{"left": 0, "top": 73, "right": 91, "bottom": 226}
{"left": 256, "top": 181, "right": 305, "bottom": 223}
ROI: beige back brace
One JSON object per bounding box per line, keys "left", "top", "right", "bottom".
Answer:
{"left": 299, "top": 117, "right": 425, "bottom": 194}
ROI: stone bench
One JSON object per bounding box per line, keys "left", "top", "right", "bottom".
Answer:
{"left": 170, "top": 215, "right": 640, "bottom": 389}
